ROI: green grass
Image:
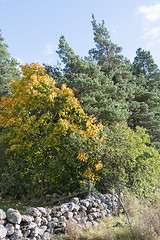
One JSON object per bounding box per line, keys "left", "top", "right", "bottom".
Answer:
{"left": 0, "top": 197, "right": 30, "bottom": 213}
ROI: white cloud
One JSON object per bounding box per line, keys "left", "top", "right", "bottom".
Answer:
{"left": 142, "top": 27, "right": 160, "bottom": 40}
{"left": 43, "top": 42, "right": 57, "bottom": 56}
{"left": 137, "top": 3, "right": 160, "bottom": 22}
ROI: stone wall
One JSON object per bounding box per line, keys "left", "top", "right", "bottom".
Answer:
{"left": 0, "top": 193, "right": 118, "bottom": 240}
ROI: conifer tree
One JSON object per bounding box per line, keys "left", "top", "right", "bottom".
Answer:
{"left": 44, "top": 17, "right": 134, "bottom": 124}
{"left": 129, "top": 48, "right": 160, "bottom": 151}
{"left": 0, "top": 30, "right": 20, "bottom": 98}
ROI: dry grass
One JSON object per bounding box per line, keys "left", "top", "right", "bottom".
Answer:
{"left": 63, "top": 191, "right": 160, "bottom": 240}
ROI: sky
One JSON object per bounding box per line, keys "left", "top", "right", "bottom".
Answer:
{"left": 0, "top": 0, "right": 160, "bottom": 68}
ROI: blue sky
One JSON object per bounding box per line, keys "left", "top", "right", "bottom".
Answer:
{"left": 1, "top": 0, "right": 160, "bottom": 68}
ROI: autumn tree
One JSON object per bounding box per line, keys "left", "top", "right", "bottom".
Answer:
{"left": 0, "top": 63, "right": 103, "bottom": 197}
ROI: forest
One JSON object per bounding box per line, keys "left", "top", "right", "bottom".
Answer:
{"left": 0, "top": 15, "right": 160, "bottom": 200}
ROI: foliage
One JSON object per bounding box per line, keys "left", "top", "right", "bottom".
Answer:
{"left": 0, "top": 29, "right": 20, "bottom": 98}
{"left": 129, "top": 48, "right": 160, "bottom": 152}
{"left": 96, "top": 123, "right": 160, "bottom": 195}
{"left": 45, "top": 35, "right": 134, "bottom": 124}
{"left": 0, "top": 63, "right": 103, "bottom": 197}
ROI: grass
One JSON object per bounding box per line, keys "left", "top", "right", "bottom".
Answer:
{"left": 1, "top": 191, "right": 160, "bottom": 239}
{"left": 0, "top": 197, "right": 30, "bottom": 213}
{"left": 63, "top": 191, "right": 160, "bottom": 240}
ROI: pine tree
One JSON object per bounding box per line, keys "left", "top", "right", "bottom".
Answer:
{"left": 129, "top": 48, "right": 160, "bottom": 151}
{"left": 0, "top": 30, "right": 20, "bottom": 98}
{"left": 88, "top": 14, "right": 123, "bottom": 73}
{"left": 44, "top": 17, "right": 134, "bottom": 124}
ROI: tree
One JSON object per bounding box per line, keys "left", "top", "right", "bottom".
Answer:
{"left": 129, "top": 48, "right": 160, "bottom": 151}
{"left": 45, "top": 19, "right": 134, "bottom": 124}
{"left": 0, "top": 30, "right": 20, "bottom": 98}
{"left": 88, "top": 14, "right": 123, "bottom": 73}
{"left": 0, "top": 63, "right": 103, "bottom": 197}
{"left": 96, "top": 123, "right": 160, "bottom": 196}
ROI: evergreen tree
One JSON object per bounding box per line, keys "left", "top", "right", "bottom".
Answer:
{"left": 129, "top": 48, "right": 160, "bottom": 151}
{"left": 0, "top": 30, "right": 20, "bottom": 98}
{"left": 44, "top": 17, "right": 134, "bottom": 124}
{"left": 88, "top": 14, "right": 123, "bottom": 73}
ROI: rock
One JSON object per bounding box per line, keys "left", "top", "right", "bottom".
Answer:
{"left": 34, "top": 216, "right": 41, "bottom": 226}
{"left": 114, "top": 221, "right": 124, "bottom": 227}
{"left": 92, "top": 220, "right": 99, "bottom": 227}
{"left": 21, "top": 221, "right": 37, "bottom": 231}
{"left": 0, "top": 209, "right": 6, "bottom": 220}
{"left": 6, "top": 209, "right": 21, "bottom": 224}
{"left": 59, "top": 204, "right": 68, "bottom": 214}
{"left": 47, "top": 215, "right": 51, "bottom": 222}
{"left": 21, "top": 214, "right": 34, "bottom": 223}
{"left": 80, "top": 200, "right": 90, "bottom": 208}
{"left": 64, "top": 211, "right": 73, "bottom": 219}
{"left": 30, "top": 227, "right": 39, "bottom": 237}
{"left": 9, "top": 230, "right": 23, "bottom": 240}
{"left": 42, "top": 232, "right": 53, "bottom": 240}
{"left": 48, "top": 221, "right": 58, "bottom": 228}
{"left": 5, "top": 223, "right": 14, "bottom": 236}
{"left": 58, "top": 215, "right": 67, "bottom": 222}
{"left": 26, "top": 207, "right": 41, "bottom": 217}
{"left": 71, "top": 197, "right": 79, "bottom": 205}
{"left": 46, "top": 209, "right": 51, "bottom": 215}
{"left": 0, "top": 225, "right": 7, "bottom": 238}
{"left": 14, "top": 224, "right": 20, "bottom": 230}
{"left": 37, "top": 226, "right": 47, "bottom": 235}
{"left": 22, "top": 229, "right": 31, "bottom": 238}
{"left": 37, "top": 207, "right": 47, "bottom": 216}
{"left": 0, "top": 219, "right": 5, "bottom": 225}
{"left": 51, "top": 217, "right": 58, "bottom": 223}
{"left": 41, "top": 217, "right": 48, "bottom": 226}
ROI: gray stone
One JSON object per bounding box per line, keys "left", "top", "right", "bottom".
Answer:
{"left": 92, "top": 220, "right": 99, "bottom": 227}
{"left": 42, "top": 232, "right": 53, "bottom": 240}
{"left": 58, "top": 215, "right": 67, "bottom": 222}
{"left": 48, "top": 221, "right": 57, "bottom": 228}
{"left": 79, "top": 205, "right": 87, "bottom": 211}
{"left": 51, "top": 217, "right": 58, "bottom": 223}
{"left": 59, "top": 204, "right": 68, "bottom": 214}
{"left": 0, "top": 219, "right": 5, "bottom": 225}
{"left": 5, "top": 223, "right": 14, "bottom": 236}
{"left": 6, "top": 209, "right": 21, "bottom": 224}
{"left": 9, "top": 230, "right": 23, "bottom": 240}
{"left": 30, "top": 227, "right": 38, "bottom": 237}
{"left": 71, "top": 197, "right": 79, "bottom": 205}
{"left": 47, "top": 215, "right": 51, "bottom": 222}
{"left": 46, "top": 209, "right": 51, "bottom": 215}
{"left": 21, "top": 221, "right": 37, "bottom": 230}
{"left": 34, "top": 216, "right": 41, "bottom": 225}
{"left": 37, "top": 207, "right": 47, "bottom": 216}
{"left": 14, "top": 224, "right": 20, "bottom": 230}
{"left": 80, "top": 200, "right": 90, "bottom": 208}
{"left": 37, "top": 226, "right": 47, "bottom": 235}
{"left": 115, "top": 221, "right": 124, "bottom": 227}
{"left": 26, "top": 207, "right": 41, "bottom": 217}
{"left": 0, "top": 209, "right": 6, "bottom": 220}
{"left": 79, "top": 210, "right": 87, "bottom": 217}
{"left": 21, "top": 214, "right": 34, "bottom": 223}
{"left": 64, "top": 211, "right": 73, "bottom": 219}
{"left": 22, "top": 229, "right": 31, "bottom": 237}
{"left": 0, "top": 224, "right": 7, "bottom": 238}
{"left": 41, "top": 217, "right": 48, "bottom": 226}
